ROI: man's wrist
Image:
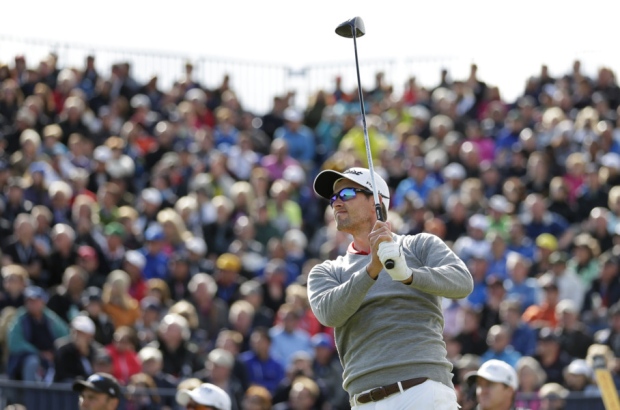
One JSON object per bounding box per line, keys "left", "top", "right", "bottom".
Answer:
{"left": 401, "top": 274, "right": 413, "bottom": 285}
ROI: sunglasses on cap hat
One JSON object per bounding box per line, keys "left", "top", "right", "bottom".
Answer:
{"left": 330, "top": 187, "right": 372, "bottom": 207}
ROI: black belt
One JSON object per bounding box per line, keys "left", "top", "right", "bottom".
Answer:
{"left": 356, "top": 377, "right": 428, "bottom": 404}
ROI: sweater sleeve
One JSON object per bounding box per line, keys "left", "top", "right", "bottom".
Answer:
{"left": 407, "top": 233, "right": 474, "bottom": 299}
{"left": 307, "top": 261, "right": 376, "bottom": 328}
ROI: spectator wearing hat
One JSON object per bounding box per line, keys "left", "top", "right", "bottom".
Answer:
{"left": 564, "top": 358, "right": 598, "bottom": 395}
{"left": 7, "top": 286, "right": 70, "bottom": 381}
{"left": 102, "top": 270, "right": 141, "bottom": 329}
{"left": 215, "top": 253, "right": 244, "bottom": 307}
{"left": 47, "top": 265, "right": 88, "bottom": 322}
{"left": 533, "top": 327, "right": 572, "bottom": 385}
{"left": 72, "top": 372, "right": 122, "bottom": 410}
{"left": 54, "top": 315, "right": 102, "bottom": 382}
{"left": 44, "top": 223, "right": 79, "bottom": 288}
{"left": 176, "top": 382, "right": 232, "bottom": 410}
{"left": 480, "top": 325, "right": 522, "bottom": 368}
{"left": 437, "top": 162, "right": 466, "bottom": 207}
{"left": 123, "top": 250, "right": 147, "bottom": 302}
{"left": 466, "top": 359, "right": 519, "bottom": 410}
{"left": 81, "top": 286, "right": 115, "bottom": 346}
{"left": 0, "top": 264, "right": 28, "bottom": 310}
{"left": 188, "top": 273, "right": 229, "bottom": 345}
{"left": 454, "top": 213, "right": 492, "bottom": 264}
{"left": 531, "top": 233, "right": 559, "bottom": 278}
{"left": 135, "top": 188, "right": 163, "bottom": 235}
{"left": 22, "top": 162, "right": 51, "bottom": 208}
{"left": 185, "top": 236, "right": 213, "bottom": 276}
{"left": 87, "top": 146, "right": 112, "bottom": 195}
{"left": 555, "top": 300, "right": 593, "bottom": 359}
{"left": 582, "top": 254, "right": 620, "bottom": 329}
{"left": 140, "top": 224, "right": 170, "bottom": 281}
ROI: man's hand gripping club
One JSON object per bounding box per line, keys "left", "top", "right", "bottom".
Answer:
{"left": 367, "top": 220, "right": 412, "bottom": 283}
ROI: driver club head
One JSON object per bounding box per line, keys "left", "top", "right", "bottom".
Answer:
{"left": 335, "top": 16, "right": 365, "bottom": 38}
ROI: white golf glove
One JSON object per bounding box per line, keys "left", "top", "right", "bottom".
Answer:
{"left": 377, "top": 242, "right": 411, "bottom": 281}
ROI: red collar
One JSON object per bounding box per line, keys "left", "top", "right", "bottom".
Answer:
{"left": 348, "top": 242, "right": 370, "bottom": 255}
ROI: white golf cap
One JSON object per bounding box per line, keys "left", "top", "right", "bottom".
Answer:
{"left": 468, "top": 214, "right": 489, "bottom": 232}
{"left": 489, "top": 195, "right": 511, "bottom": 213}
{"left": 141, "top": 188, "right": 162, "bottom": 206}
{"left": 467, "top": 359, "right": 518, "bottom": 390}
{"left": 71, "top": 315, "right": 96, "bottom": 335}
{"left": 93, "top": 146, "right": 112, "bottom": 163}
{"left": 601, "top": 152, "right": 620, "bottom": 171}
{"left": 125, "top": 250, "right": 146, "bottom": 270}
{"left": 443, "top": 162, "right": 466, "bottom": 180}
{"left": 566, "top": 359, "right": 592, "bottom": 377}
{"left": 176, "top": 383, "right": 231, "bottom": 410}
{"left": 313, "top": 167, "right": 390, "bottom": 210}
{"left": 186, "top": 236, "right": 207, "bottom": 256}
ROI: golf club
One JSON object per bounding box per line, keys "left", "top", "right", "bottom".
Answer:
{"left": 335, "top": 16, "right": 395, "bottom": 270}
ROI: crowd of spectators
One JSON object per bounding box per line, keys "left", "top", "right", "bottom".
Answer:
{"left": 1, "top": 52, "right": 620, "bottom": 409}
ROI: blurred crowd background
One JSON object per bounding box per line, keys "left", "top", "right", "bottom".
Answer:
{"left": 1, "top": 50, "right": 620, "bottom": 410}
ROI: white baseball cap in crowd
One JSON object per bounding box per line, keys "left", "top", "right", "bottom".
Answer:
{"left": 141, "top": 188, "right": 163, "bottom": 206}
{"left": 313, "top": 167, "right": 390, "bottom": 209}
{"left": 71, "top": 315, "right": 96, "bottom": 336}
{"left": 176, "top": 383, "right": 232, "bottom": 410}
{"left": 185, "top": 236, "right": 207, "bottom": 256}
{"left": 467, "top": 359, "right": 519, "bottom": 391}
{"left": 125, "top": 250, "right": 146, "bottom": 270}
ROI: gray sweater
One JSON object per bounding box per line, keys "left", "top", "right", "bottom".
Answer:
{"left": 308, "top": 233, "right": 473, "bottom": 396}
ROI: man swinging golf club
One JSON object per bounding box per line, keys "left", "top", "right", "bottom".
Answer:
{"left": 307, "top": 17, "right": 473, "bottom": 410}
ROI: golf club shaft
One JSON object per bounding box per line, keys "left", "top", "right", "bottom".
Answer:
{"left": 350, "top": 25, "right": 395, "bottom": 270}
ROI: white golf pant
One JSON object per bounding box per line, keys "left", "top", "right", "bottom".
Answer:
{"left": 350, "top": 379, "right": 460, "bottom": 410}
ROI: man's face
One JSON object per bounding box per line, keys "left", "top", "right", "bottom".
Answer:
{"left": 79, "top": 389, "right": 117, "bottom": 410}
{"left": 26, "top": 297, "right": 45, "bottom": 316}
{"left": 476, "top": 378, "right": 511, "bottom": 410}
{"left": 331, "top": 179, "right": 374, "bottom": 234}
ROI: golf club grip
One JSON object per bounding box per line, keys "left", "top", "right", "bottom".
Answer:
{"left": 375, "top": 204, "right": 395, "bottom": 269}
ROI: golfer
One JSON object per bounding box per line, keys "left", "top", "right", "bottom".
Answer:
{"left": 308, "top": 167, "right": 473, "bottom": 409}
{"left": 72, "top": 372, "right": 122, "bottom": 410}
